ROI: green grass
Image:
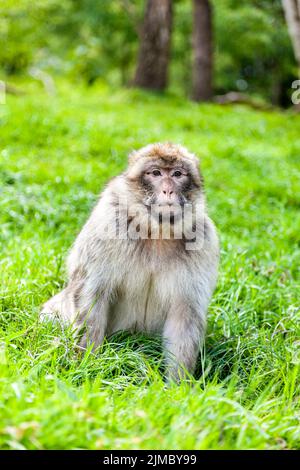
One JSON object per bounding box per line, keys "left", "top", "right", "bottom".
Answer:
{"left": 0, "top": 80, "right": 300, "bottom": 450}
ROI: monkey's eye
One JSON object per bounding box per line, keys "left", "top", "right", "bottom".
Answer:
{"left": 173, "top": 170, "right": 182, "bottom": 177}
{"left": 152, "top": 169, "right": 162, "bottom": 177}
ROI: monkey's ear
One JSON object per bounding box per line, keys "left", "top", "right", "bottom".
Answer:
{"left": 184, "top": 148, "right": 200, "bottom": 166}
{"left": 180, "top": 148, "right": 202, "bottom": 187}
{"left": 128, "top": 150, "right": 138, "bottom": 165}
{"left": 126, "top": 150, "right": 148, "bottom": 180}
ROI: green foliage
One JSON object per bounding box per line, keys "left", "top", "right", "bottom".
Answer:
{"left": 0, "top": 0, "right": 142, "bottom": 84}
{"left": 0, "top": 0, "right": 297, "bottom": 102}
{"left": 0, "top": 81, "right": 300, "bottom": 449}
{"left": 214, "top": 0, "right": 296, "bottom": 104}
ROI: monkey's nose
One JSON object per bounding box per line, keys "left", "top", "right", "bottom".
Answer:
{"left": 163, "top": 190, "right": 174, "bottom": 196}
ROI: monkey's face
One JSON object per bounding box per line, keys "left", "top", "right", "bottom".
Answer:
{"left": 126, "top": 143, "right": 203, "bottom": 225}
{"left": 140, "top": 162, "right": 194, "bottom": 220}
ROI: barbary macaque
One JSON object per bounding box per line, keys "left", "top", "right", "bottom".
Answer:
{"left": 41, "top": 143, "right": 219, "bottom": 381}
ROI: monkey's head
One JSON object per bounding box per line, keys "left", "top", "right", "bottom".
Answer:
{"left": 126, "top": 143, "right": 203, "bottom": 220}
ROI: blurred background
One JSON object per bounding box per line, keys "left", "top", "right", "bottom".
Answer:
{"left": 1, "top": 1, "right": 300, "bottom": 450}
{"left": 1, "top": 0, "right": 300, "bottom": 107}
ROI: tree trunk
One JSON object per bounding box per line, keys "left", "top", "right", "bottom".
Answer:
{"left": 192, "top": 0, "right": 213, "bottom": 101}
{"left": 133, "top": 0, "right": 173, "bottom": 91}
{"left": 282, "top": 0, "right": 300, "bottom": 72}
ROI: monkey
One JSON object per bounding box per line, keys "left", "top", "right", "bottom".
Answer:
{"left": 41, "top": 142, "right": 219, "bottom": 381}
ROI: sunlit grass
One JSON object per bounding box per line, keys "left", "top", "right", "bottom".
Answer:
{"left": 0, "top": 80, "right": 300, "bottom": 449}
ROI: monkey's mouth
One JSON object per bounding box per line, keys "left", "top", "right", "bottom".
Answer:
{"left": 143, "top": 197, "right": 183, "bottom": 221}
{"left": 158, "top": 212, "right": 175, "bottom": 225}
{"left": 149, "top": 205, "right": 183, "bottom": 225}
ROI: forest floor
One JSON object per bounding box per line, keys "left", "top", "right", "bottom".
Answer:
{"left": 0, "top": 80, "right": 300, "bottom": 449}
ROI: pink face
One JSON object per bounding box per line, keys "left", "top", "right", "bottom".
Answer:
{"left": 142, "top": 166, "right": 191, "bottom": 207}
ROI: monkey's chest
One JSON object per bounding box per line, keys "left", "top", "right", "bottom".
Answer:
{"left": 107, "top": 270, "right": 169, "bottom": 335}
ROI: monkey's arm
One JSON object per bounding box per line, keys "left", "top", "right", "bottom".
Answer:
{"left": 66, "top": 243, "right": 115, "bottom": 349}
{"left": 163, "top": 218, "right": 219, "bottom": 382}
{"left": 41, "top": 207, "right": 117, "bottom": 349}
{"left": 75, "top": 287, "right": 110, "bottom": 349}
{"left": 163, "top": 300, "right": 206, "bottom": 382}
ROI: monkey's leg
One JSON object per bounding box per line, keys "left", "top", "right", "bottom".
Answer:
{"left": 41, "top": 285, "right": 110, "bottom": 351}
{"left": 40, "top": 288, "right": 76, "bottom": 324}
{"left": 162, "top": 304, "right": 206, "bottom": 382}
